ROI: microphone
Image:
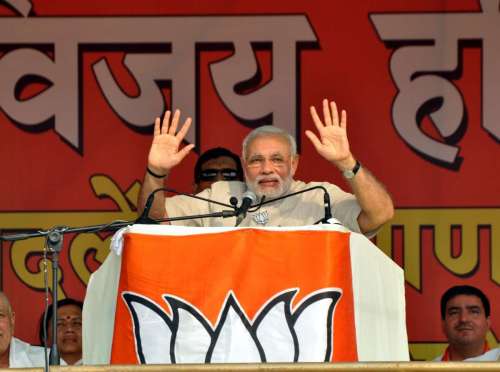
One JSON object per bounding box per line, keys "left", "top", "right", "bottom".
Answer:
{"left": 322, "top": 191, "right": 332, "bottom": 223}
{"left": 136, "top": 192, "right": 158, "bottom": 224}
{"left": 235, "top": 190, "right": 257, "bottom": 227}
{"left": 136, "top": 187, "right": 237, "bottom": 224}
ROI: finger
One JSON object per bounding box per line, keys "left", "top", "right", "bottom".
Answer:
{"left": 340, "top": 110, "right": 347, "bottom": 129}
{"left": 330, "top": 101, "right": 339, "bottom": 126}
{"left": 176, "top": 117, "right": 193, "bottom": 140}
{"left": 305, "top": 130, "right": 323, "bottom": 151}
{"left": 154, "top": 117, "right": 161, "bottom": 136}
{"left": 169, "top": 109, "right": 180, "bottom": 135}
{"left": 322, "top": 99, "right": 332, "bottom": 126}
{"left": 161, "top": 111, "right": 171, "bottom": 134}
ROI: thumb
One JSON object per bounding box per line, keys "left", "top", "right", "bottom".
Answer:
{"left": 177, "top": 143, "right": 195, "bottom": 160}
{"left": 305, "top": 130, "right": 322, "bottom": 151}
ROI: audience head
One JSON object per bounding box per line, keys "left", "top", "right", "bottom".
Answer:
{"left": 242, "top": 125, "right": 299, "bottom": 198}
{"left": 194, "top": 147, "right": 243, "bottom": 193}
{"left": 0, "top": 292, "right": 14, "bottom": 362}
{"left": 40, "top": 298, "right": 83, "bottom": 365}
{"left": 440, "top": 285, "right": 491, "bottom": 359}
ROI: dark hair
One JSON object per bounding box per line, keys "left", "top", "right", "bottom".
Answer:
{"left": 194, "top": 147, "right": 243, "bottom": 184}
{"left": 39, "top": 298, "right": 83, "bottom": 346}
{"left": 440, "top": 285, "right": 490, "bottom": 320}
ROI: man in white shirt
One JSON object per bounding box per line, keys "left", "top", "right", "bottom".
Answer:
{"left": 0, "top": 292, "right": 45, "bottom": 368}
{"left": 435, "top": 285, "right": 499, "bottom": 361}
{"left": 138, "top": 99, "right": 394, "bottom": 233}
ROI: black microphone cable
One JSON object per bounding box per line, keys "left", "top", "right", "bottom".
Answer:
{"left": 246, "top": 186, "right": 333, "bottom": 225}
{"left": 137, "top": 187, "right": 237, "bottom": 224}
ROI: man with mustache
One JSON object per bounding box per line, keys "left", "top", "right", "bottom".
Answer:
{"left": 138, "top": 99, "right": 394, "bottom": 234}
{"left": 436, "top": 285, "right": 500, "bottom": 361}
{"left": 0, "top": 292, "right": 45, "bottom": 368}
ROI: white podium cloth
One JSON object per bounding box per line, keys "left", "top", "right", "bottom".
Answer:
{"left": 83, "top": 224, "right": 408, "bottom": 363}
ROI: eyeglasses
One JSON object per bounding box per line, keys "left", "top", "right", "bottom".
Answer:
{"left": 199, "top": 168, "right": 240, "bottom": 181}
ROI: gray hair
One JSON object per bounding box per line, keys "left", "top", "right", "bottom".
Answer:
{"left": 242, "top": 125, "right": 297, "bottom": 160}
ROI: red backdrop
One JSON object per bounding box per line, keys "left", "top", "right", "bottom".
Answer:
{"left": 0, "top": 0, "right": 498, "bottom": 360}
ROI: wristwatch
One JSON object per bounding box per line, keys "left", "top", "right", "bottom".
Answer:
{"left": 342, "top": 160, "right": 361, "bottom": 179}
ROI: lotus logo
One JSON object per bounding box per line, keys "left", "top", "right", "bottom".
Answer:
{"left": 122, "top": 288, "right": 342, "bottom": 364}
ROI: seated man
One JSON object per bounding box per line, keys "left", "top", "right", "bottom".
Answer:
{"left": 0, "top": 291, "right": 45, "bottom": 368}
{"left": 193, "top": 147, "right": 243, "bottom": 193}
{"left": 39, "top": 298, "right": 83, "bottom": 365}
{"left": 436, "top": 285, "right": 500, "bottom": 361}
{"left": 139, "top": 99, "right": 394, "bottom": 233}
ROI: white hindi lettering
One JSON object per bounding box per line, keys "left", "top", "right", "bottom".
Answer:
{"left": 0, "top": 12, "right": 317, "bottom": 151}
{"left": 371, "top": 0, "right": 500, "bottom": 168}
{"left": 3, "top": 0, "right": 32, "bottom": 17}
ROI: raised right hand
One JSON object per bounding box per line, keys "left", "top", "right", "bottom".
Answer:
{"left": 147, "top": 109, "right": 195, "bottom": 175}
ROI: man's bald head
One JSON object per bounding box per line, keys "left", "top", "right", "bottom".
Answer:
{"left": 0, "top": 291, "right": 15, "bottom": 363}
{"left": 0, "top": 293, "right": 12, "bottom": 318}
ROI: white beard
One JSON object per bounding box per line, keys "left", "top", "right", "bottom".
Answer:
{"left": 246, "top": 174, "right": 293, "bottom": 199}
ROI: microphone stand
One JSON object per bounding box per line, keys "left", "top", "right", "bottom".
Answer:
{"left": 136, "top": 187, "right": 236, "bottom": 224}
{"left": 47, "top": 229, "right": 62, "bottom": 365}
{"left": 0, "top": 201, "right": 239, "bottom": 368}
{"left": 0, "top": 221, "right": 141, "bottom": 366}
{"left": 0, "top": 185, "right": 331, "bottom": 369}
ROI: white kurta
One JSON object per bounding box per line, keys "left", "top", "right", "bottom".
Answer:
{"left": 165, "top": 180, "right": 363, "bottom": 232}
{"left": 83, "top": 224, "right": 408, "bottom": 364}
{"left": 9, "top": 337, "right": 46, "bottom": 368}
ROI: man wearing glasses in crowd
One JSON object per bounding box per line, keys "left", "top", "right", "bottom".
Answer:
{"left": 193, "top": 147, "right": 243, "bottom": 193}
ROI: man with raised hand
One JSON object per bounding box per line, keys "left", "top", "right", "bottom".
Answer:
{"left": 138, "top": 99, "right": 394, "bottom": 234}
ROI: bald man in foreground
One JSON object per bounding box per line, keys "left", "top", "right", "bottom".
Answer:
{"left": 0, "top": 292, "right": 45, "bottom": 368}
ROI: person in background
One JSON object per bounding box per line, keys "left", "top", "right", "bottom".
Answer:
{"left": 39, "top": 298, "right": 83, "bottom": 365}
{"left": 193, "top": 147, "right": 243, "bottom": 193}
{"left": 0, "top": 292, "right": 45, "bottom": 368}
{"left": 436, "top": 285, "right": 499, "bottom": 361}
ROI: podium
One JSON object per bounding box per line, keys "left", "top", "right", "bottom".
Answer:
{"left": 83, "top": 224, "right": 408, "bottom": 364}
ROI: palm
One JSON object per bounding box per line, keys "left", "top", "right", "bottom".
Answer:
{"left": 306, "top": 99, "right": 352, "bottom": 166}
{"left": 147, "top": 110, "right": 194, "bottom": 173}
{"left": 149, "top": 135, "right": 183, "bottom": 169}
{"left": 314, "top": 124, "right": 350, "bottom": 162}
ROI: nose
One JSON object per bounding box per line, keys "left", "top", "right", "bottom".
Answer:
{"left": 59, "top": 322, "right": 77, "bottom": 334}
{"left": 458, "top": 311, "right": 470, "bottom": 323}
{"left": 260, "top": 159, "right": 274, "bottom": 174}
{"left": 60, "top": 325, "right": 73, "bottom": 334}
